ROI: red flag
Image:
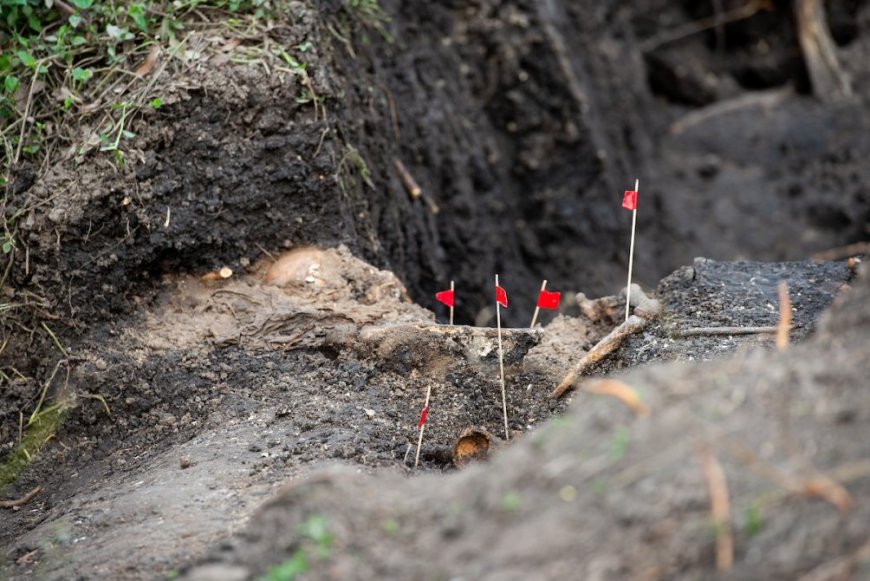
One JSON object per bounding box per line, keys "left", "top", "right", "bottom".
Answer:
{"left": 435, "top": 289, "right": 454, "bottom": 307}
{"left": 495, "top": 285, "right": 508, "bottom": 308}
{"left": 418, "top": 406, "right": 429, "bottom": 429}
{"left": 536, "top": 290, "right": 561, "bottom": 309}
{"left": 622, "top": 190, "right": 638, "bottom": 211}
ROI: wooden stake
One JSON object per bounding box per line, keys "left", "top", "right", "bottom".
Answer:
{"left": 625, "top": 178, "right": 639, "bottom": 322}
{"left": 529, "top": 280, "right": 547, "bottom": 328}
{"left": 449, "top": 280, "right": 454, "bottom": 326}
{"left": 414, "top": 384, "right": 433, "bottom": 468}
{"left": 495, "top": 274, "right": 509, "bottom": 440}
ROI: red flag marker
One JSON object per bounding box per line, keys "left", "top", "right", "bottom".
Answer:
{"left": 622, "top": 189, "right": 638, "bottom": 211}
{"left": 537, "top": 290, "right": 561, "bottom": 310}
{"left": 414, "top": 384, "right": 433, "bottom": 468}
{"left": 495, "top": 275, "right": 509, "bottom": 439}
{"left": 530, "top": 280, "right": 561, "bottom": 328}
{"left": 495, "top": 284, "right": 508, "bottom": 308}
{"left": 435, "top": 280, "right": 455, "bottom": 325}
{"left": 624, "top": 179, "right": 639, "bottom": 321}
{"left": 435, "top": 290, "right": 454, "bottom": 307}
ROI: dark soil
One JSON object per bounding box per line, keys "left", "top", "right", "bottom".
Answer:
{"left": 182, "top": 268, "right": 870, "bottom": 581}
{"left": 2, "top": 0, "right": 870, "bottom": 579}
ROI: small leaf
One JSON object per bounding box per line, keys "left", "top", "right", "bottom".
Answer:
{"left": 72, "top": 67, "right": 93, "bottom": 82}
{"left": 4, "top": 76, "right": 19, "bottom": 93}
{"left": 2, "top": 240, "right": 13, "bottom": 254}
{"left": 69, "top": 14, "right": 82, "bottom": 28}
{"left": 106, "top": 24, "right": 133, "bottom": 41}
{"left": 129, "top": 4, "right": 149, "bottom": 31}
{"left": 71, "top": 35, "right": 86, "bottom": 46}
{"left": 121, "top": 130, "right": 136, "bottom": 139}
{"left": 149, "top": 97, "right": 162, "bottom": 109}
{"left": 16, "top": 50, "right": 36, "bottom": 68}
{"left": 71, "top": 0, "right": 94, "bottom": 9}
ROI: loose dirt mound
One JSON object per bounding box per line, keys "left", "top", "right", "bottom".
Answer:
{"left": 182, "top": 267, "right": 868, "bottom": 581}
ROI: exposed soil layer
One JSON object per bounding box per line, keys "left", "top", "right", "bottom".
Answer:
{"left": 0, "top": 256, "right": 858, "bottom": 579}
{"left": 181, "top": 266, "right": 869, "bottom": 581}
{"left": 1, "top": 0, "right": 869, "bottom": 579}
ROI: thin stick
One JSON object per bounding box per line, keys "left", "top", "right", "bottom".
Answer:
{"left": 776, "top": 280, "right": 792, "bottom": 352}
{"left": 449, "top": 280, "right": 454, "bottom": 326}
{"left": 675, "top": 326, "right": 778, "bottom": 337}
{"left": 0, "top": 485, "right": 43, "bottom": 509}
{"left": 625, "top": 179, "right": 639, "bottom": 323}
{"left": 496, "top": 274, "right": 509, "bottom": 440}
{"left": 414, "top": 384, "right": 433, "bottom": 468}
{"left": 529, "top": 280, "right": 547, "bottom": 328}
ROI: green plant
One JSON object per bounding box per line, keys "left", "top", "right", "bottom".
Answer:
{"left": 610, "top": 425, "right": 631, "bottom": 460}
{"left": 744, "top": 502, "right": 763, "bottom": 537}
{"left": 259, "top": 515, "right": 334, "bottom": 581}
{"left": 501, "top": 491, "right": 522, "bottom": 512}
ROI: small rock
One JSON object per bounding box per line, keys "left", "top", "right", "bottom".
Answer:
{"left": 94, "top": 358, "right": 108, "bottom": 371}
{"left": 179, "top": 455, "right": 191, "bottom": 469}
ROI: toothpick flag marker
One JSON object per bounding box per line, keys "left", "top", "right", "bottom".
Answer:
{"left": 414, "top": 383, "right": 433, "bottom": 468}
{"left": 495, "top": 274, "right": 510, "bottom": 440}
{"left": 623, "top": 179, "right": 639, "bottom": 322}
{"left": 435, "top": 280, "right": 455, "bottom": 325}
{"left": 530, "top": 280, "right": 561, "bottom": 328}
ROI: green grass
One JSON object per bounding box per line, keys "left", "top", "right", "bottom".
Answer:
{"left": 0, "top": 0, "right": 285, "bottom": 260}
{"left": 0, "top": 403, "right": 68, "bottom": 492}
{"left": 259, "top": 515, "right": 334, "bottom": 581}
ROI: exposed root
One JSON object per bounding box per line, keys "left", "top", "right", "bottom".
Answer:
{"left": 670, "top": 87, "right": 791, "bottom": 135}
{"left": 552, "top": 315, "right": 650, "bottom": 398}
{"left": 811, "top": 241, "right": 869, "bottom": 262}
{"left": 795, "top": 0, "right": 853, "bottom": 102}
{"left": 583, "top": 379, "right": 650, "bottom": 416}
{"left": 0, "top": 485, "right": 43, "bottom": 509}
{"left": 675, "top": 326, "right": 778, "bottom": 337}
{"left": 641, "top": 0, "right": 773, "bottom": 52}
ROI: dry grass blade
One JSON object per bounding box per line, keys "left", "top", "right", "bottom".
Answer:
{"left": 699, "top": 446, "right": 733, "bottom": 572}
{"left": 776, "top": 280, "right": 792, "bottom": 352}
{"left": 724, "top": 439, "right": 854, "bottom": 514}
{"left": 584, "top": 379, "right": 650, "bottom": 416}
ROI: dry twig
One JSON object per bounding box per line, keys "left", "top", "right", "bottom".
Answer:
{"left": 675, "top": 326, "right": 778, "bottom": 337}
{"left": 0, "top": 485, "right": 43, "bottom": 509}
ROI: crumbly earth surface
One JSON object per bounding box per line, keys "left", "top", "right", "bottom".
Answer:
{"left": 0, "top": 254, "right": 861, "bottom": 580}
{"left": 2, "top": 0, "right": 869, "bottom": 579}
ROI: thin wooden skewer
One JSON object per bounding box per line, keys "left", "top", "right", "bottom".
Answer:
{"left": 414, "top": 384, "right": 433, "bottom": 468}
{"left": 529, "top": 279, "right": 547, "bottom": 328}
{"left": 495, "top": 274, "right": 509, "bottom": 440}
{"left": 625, "top": 178, "right": 639, "bottom": 322}
{"left": 449, "top": 280, "right": 454, "bottom": 326}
